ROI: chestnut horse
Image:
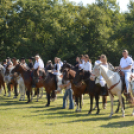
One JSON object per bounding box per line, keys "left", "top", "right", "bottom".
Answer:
{"left": 11, "top": 64, "right": 32, "bottom": 103}
{"left": 33, "top": 68, "right": 57, "bottom": 106}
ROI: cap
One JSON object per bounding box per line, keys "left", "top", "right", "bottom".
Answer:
{"left": 12, "top": 57, "right": 17, "bottom": 60}
{"left": 47, "top": 60, "right": 52, "bottom": 64}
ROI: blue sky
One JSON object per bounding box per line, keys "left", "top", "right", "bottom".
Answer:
{"left": 70, "top": 0, "right": 130, "bottom": 12}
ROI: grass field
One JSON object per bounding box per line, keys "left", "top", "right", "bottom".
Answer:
{"left": 1, "top": 90, "right": 134, "bottom": 134}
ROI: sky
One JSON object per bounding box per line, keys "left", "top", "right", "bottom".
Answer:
{"left": 70, "top": 0, "right": 130, "bottom": 12}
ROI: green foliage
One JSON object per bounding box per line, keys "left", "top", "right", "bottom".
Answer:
{"left": 0, "top": 0, "right": 133, "bottom": 65}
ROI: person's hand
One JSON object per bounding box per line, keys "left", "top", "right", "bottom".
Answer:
{"left": 119, "top": 66, "right": 122, "bottom": 70}
{"left": 59, "top": 85, "right": 63, "bottom": 89}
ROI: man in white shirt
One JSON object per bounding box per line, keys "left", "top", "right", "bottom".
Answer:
{"left": 81, "top": 54, "right": 91, "bottom": 72}
{"left": 119, "top": 50, "right": 133, "bottom": 96}
{"left": 33, "top": 55, "right": 44, "bottom": 70}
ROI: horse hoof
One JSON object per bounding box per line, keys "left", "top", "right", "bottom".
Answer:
{"left": 4, "top": 94, "right": 6, "bottom": 96}
{"left": 45, "top": 104, "right": 50, "bottom": 107}
{"left": 109, "top": 115, "right": 112, "bottom": 118}
{"left": 115, "top": 109, "right": 119, "bottom": 113}
{"left": 122, "top": 115, "right": 125, "bottom": 117}
{"left": 96, "top": 110, "right": 100, "bottom": 115}
{"left": 36, "top": 100, "right": 38, "bottom": 102}
{"left": 88, "top": 110, "right": 92, "bottom": 115}
{"left": 132, "top": 113, "right": 134, "bottom": 116}
{"left": 19, "top": 99, "right": 21, "bottom": 101}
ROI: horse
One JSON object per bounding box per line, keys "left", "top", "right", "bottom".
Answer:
{"left": 11, "top": 64, "right": 32, "bottom": 103}
{"left": 61, "top": 63, "right": 108, "bottom": 112}
{"left": 0, "top": 64, "right": 6, "bottom": 96}
{"left": 73, "top": 68, "right": 109, "bottom": 114}
{"left": 90, "top": 64, "right": 125, "bottom": 117}
{"left": 62, "top": 68, "right": 86, "bottom": 112}
{"left": 33, "top": 67, "right": 61, "bottom": 106}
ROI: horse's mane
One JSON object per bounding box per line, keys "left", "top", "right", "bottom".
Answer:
{"left": 83, "top": 70, "right": 91, "bottom": 79}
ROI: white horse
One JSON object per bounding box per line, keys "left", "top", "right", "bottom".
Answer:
{"left": 13, "top": 73, "right": 26, "bottom": 101}
{"left": 90, "top": 64, "right": 125, "bottom": 117}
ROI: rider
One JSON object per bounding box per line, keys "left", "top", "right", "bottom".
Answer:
{"left": 20, "top": 57, "right": 27, "bottom": 67}
{"left": 99, "top": 54, "right": 109, "bottom": 96}
{"left": 95, "top": 56, "right": 101, "bottom": 66}
{"left": 28, "top": 57, "right": 34, "bottom": 70}
{"left": 81, "top": 54, "right": 92, "bottom": 72}
{"left": 33, "top": 55, "right": 44, "bottom": 70}
{"left": 119, "top": 50, "right": 133, "bottom": 98}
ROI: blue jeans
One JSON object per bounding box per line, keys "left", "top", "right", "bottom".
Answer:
{"left": 122, "top": 71, "right": 131, "bottom": 93}
{"left": 63, "top": 89, "right": 74, "bottom": 109}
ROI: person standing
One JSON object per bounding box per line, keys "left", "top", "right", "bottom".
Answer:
{"left": 119, "top": 50, "right": 133, "bottom": 100}
{"left": 59, "top": 80, "right": 74, "bottom": 109}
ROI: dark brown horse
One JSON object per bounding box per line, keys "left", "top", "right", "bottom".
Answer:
{"left": 11, "top": 64, "right": 32, "bottom": 103}
{"left": 62, "top": 68, "right": 87, "bottom": 112}
{"left": 73, "top": 69, "right": 125, "bottom": 114}
{"left": 33, "top": 68, "right": 57, "bottom": 106}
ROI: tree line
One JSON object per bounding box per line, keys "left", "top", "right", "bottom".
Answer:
{"left": 0, "top": 0, "right": 134, "bottom": 65}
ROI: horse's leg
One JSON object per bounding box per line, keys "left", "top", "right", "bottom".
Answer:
{"left": 109, "top": 93, "right": 114, "bottom": 118}
{"left": 115, "top": 99, "right": 120, "bottom": 113}
{"left": 102, "top": 96, "right": 107, "bottom": 109}
{"left": 26, "top": 90, "right": 30, "bottom": 103}
{"left": 75, "top": 97, "right": 78, "bottom": 112}
{"left": 36, "top": 88, "right": 39, "bottom": 102}
{"left": 2, "top": 82, "right": 6, "bottom": 96}
{"left": 46, "top": 92, "right": 50, "bottom": 107}
{"left": 88, "top": 95, "right": 94, "bottom": 114}
{"left": 118, "top": 94, "right": 125, "bottom": 117}
{"left": 95, "top": 95, "right": 100, "bottom": 114}
{"left": 7, "top": 83, "right": 11, "bottom": 97}
{"left": 82, "top": 94, "right": 84, "bottom": 106}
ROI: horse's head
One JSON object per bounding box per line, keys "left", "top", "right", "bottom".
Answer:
{"left": 63, "top": 68, "right": 70, "bottom": 81}
{"left": 61, "top": 63, "right": 75, "bottom": 72}
{"left": 73, "top": 69, "right": 84, "bottom": 85}
{"left": 11, "top": 63, "right": 23, "bottom": 74}
{"left": 90, "top": 64, "right": 101, "bottom": 81}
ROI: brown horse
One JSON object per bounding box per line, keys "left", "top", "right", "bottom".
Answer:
{"left": 33, "top": 68, "right": 57, "bottom": 106}
{"left": 62, "top": 68, "right": 87, "bottom": 112}
{"left": 61, "top": 63, "right": 107, "bottom": 113}
{"left": 11, "top": 64, "right": 32, "bottom": 103}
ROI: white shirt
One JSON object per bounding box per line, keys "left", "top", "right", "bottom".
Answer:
{"left": 60, "top": 61, "right": 63, "bottom": 67}
{"left": 33, "top": 59, "right": 44, "bottom": 69}
{"left": 82, "top": 62, "right": 91, "bottom": 71}
{"left": 120, "top": 56, "right": 133, "bottom": 72}
{"left": 95, "top": 60, "right": 101, "bottom": 66}
{"left": 53, "top": 63, "right": 61, "bottom": 75}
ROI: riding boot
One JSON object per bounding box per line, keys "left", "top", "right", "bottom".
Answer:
{"left": 101, "top": 87, "right": 107, "bottom": 96}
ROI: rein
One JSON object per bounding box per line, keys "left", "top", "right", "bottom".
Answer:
{"left": 108, "top": 79, "right": 120, "bottom": 91}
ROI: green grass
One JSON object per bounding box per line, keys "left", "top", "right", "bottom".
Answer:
{"left": 0, "top": 90, "right": 134, "bottom": 134}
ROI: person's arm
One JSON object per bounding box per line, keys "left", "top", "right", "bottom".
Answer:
{"left": 88, "top": 63, "right": 91, "bottom": 72}
{"left": 120, "top": 65, "right": 132, "bottom": 70}
{"left": 59, "top": 82, "right": 70, "bottom": 89}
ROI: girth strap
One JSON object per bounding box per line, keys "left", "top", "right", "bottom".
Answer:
{"left": 108, "top": 79, "right": 120, "bottom": 91}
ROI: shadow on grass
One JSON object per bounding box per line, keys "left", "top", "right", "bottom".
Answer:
{"left": 100, "top": 121, "right": 134, "bottom": 128}
{"left": 44, "top": 116, "right": 121, "bottom": 126}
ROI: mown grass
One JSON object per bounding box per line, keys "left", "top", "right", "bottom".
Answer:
{"left": 0, "top": 90, "right": 134, "bottom": 134}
